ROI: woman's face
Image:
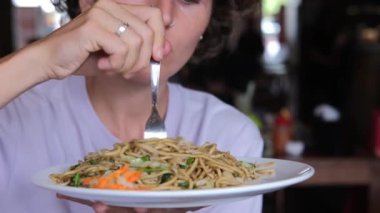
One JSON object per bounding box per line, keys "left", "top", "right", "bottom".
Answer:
{"left": 79, "top": 0, "right": 213, "bottom": 83}
{"left": 158, "top": 0, "right": 212, "bottom": 81}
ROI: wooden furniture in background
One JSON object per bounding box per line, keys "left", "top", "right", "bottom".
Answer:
{"left": 274, "top": 157, "right": 380, "bottom": 213}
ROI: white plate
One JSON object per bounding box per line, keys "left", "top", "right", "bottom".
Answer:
{"left": 32, "top": 157, "right": 314, "bottom": 208}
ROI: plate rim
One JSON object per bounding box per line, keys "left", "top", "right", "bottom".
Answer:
{"left": 32, "top": 157, "right": 315, "bottom": 199}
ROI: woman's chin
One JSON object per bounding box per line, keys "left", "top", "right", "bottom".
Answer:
{"left": 125, "top": 66, "right": 173, "bottom": 85}
{"left": 95, "top": 63, "right": 174, "bottom": 86}
{"left": 102, "top": 66, "right": 151, "bottom": 83}
{"left": 125, "top": 72, "right": 151, "bottom": 84}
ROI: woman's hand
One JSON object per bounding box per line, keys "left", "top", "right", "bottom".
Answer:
{"left": 36, "top": 0, "right": 165, "bottom": 80}
{"left": 57, "top": 194, "right": 200, "bottom": 213}
{"left": 57, "top": 193, "right": 148, "bottom": 213}
{"left": 0, "top": 0, "right": 166, "bottom": 107}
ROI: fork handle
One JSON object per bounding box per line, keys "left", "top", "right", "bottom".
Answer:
{"left": 150, "top": 61, "right": 161, "bottom": 107}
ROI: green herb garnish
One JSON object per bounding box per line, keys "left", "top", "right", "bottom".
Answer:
{"left": 89, "top": 159, "right": 98, "bottom": 165}
{"left": 140, "top": 155, "right": 150, "bottom": 162}
{"left": 70, "top": 173, "right": 81, "bottom": 187}
{"left": 178, "top": 181, "right": 190, "bottom": 189}
{"left": 160, "top": 173, "right": 172, "bottom": 183}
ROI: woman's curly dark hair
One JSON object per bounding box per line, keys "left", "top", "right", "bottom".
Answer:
{"left": 51, "top": 0, "right": 261, "bottom": 63}
{"left": 194, "top": 0, "right": 261, "bottom": 63}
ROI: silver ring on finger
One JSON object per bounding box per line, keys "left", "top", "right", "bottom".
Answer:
{"left": 115, "top": 22, "right": 129, "bottom": 37}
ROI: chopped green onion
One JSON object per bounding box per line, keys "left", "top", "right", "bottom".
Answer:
{"left": 70, "top": 173, "right": 81, "bottom": 187}
{"left": 179, "top": 157, "right": 195, "bottom": 169}
{"left": 89, "top": 159, "right": 98, "bottom": 165}
{"left": 160, "top": 173, "right": 172, "bottom": 183}
{"left": 140, "top": 155, "right": 150, "bottom": 162}
{"left": 186, "top": 157, "right": 195, "bottom": 165}
{"left": 130, "top": 155, "right": 151, "bottom": 166}
{"left": 179, "top": 163, "right": 188, "bottom": 169}
{"left": 137, "top": 166, "right": 166, "bottom": 174}
{"left": 178, "top": 181, "right": 190, "bottom": 189}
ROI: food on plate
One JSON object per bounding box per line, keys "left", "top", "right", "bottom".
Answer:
{"left": 50, "top": 137, "right": 274, "bottom": 190}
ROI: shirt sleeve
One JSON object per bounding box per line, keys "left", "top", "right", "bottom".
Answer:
{"left": 0, "top": 107, "right": 17, "bottom": 196}
{"left": 236, "top": 119, "right": 264, "bottom": 158}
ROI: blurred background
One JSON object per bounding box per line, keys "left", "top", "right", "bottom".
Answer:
{"left": 1, "top": 0, "right": 380, "bottom": 212}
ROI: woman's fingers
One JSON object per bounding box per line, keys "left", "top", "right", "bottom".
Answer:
{"left": 42, "top": 7, "right": 129, "bottom": 78}
{"left": 91, "top": 0, "right": 165, "bottom": 73}
{"left": 56, "top": 193, "right": 94, "bottom": 206}
{"left": 93, "top": 202, "right": 146, "bottom": 213}
{"left": 57, "top": 194, "right": 140, "bottom": 213}
{"left": 44, "top": 0, "right": 166, "bottom": 79}
{"left": 121, "top": 5, "right": 165, "bottom": 61}
{"left": 134, "top": 208, "right": 149, "bottom": 213}
{"left": 92, "top": 202, "right": 110, "bottom": 213}
{"left": 97, "top": 0, "right": 165, "bottom": 60}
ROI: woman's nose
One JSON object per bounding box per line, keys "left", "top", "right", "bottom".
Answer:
{"left": 154, "top": 0, "right": 174, "bottom": 28}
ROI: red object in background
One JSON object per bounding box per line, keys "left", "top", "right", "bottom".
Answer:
{"left": 273, "top": 108, "right": 293, "bottom": 156}
{"left": 373, "top": 111, "right": 380, "bottom": 157}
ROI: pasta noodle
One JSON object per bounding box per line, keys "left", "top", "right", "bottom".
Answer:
{"left": 50, "top": 137, "right": 274, "bottom": 190}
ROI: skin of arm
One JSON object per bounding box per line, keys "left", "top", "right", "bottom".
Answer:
{"left": 0, "top": 42, "right": 49, "bottom": 108}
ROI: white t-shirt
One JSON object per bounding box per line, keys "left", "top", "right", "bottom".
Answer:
{"left": 0, "top": 76, "right": 263, "bottom": 212}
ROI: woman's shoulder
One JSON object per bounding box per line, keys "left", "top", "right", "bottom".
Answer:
{"left": 168, "top": 83, "right": 250, "bottom": 123}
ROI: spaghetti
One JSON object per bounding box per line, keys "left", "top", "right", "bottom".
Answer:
{"left": 50, "top": 137, "right": 274, "bottom": 190}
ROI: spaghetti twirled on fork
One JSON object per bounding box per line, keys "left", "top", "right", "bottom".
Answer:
{"left": 50, "top": 138, "right": 274, "bottom": 190}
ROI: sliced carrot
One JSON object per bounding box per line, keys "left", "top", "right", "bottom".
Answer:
{"left": 95, "top": 177, "right": 109, "bottom": 188}
{"left": 79, "top": 164, "right": 146, "bottom": 190}
{"left": 81, "top": 177, "right": 93, "bottom": 186}
{"left": 119, "top": 165, "right": 129, "bottom": 173}
{"left": 124, "top": 170, "right": 142, "bottom": 182}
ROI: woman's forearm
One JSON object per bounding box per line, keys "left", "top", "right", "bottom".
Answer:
{"left": 0, "top": 44, "right": 49, "bottom": 108}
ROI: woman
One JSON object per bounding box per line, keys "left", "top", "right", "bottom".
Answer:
{"left": 0, "top": 0, "right": 263, "bottom": 212}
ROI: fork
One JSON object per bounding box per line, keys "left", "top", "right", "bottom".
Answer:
{"left": 143, "top": 61, "right": 168, "bottom": 139}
